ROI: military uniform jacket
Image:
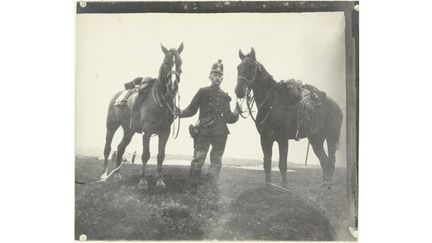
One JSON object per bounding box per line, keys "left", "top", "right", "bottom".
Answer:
{"left": 180, "top": 85, "right": 239, "bottom": 136}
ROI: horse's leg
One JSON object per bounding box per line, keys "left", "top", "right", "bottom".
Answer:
{"left": 155, "top": 128, "right": 170, "bottom": 189}
{"left": 114, "top": 127, "right": 134, "bottom": 180}
{"left": 101, "top": 122, "right": 120, "bottom": 179}
{"left": 138, "top": 133, "right": 151, "bottom": 189}
{"left": 260, "top": 135, "right": 274, "bottom": 185}
{"left": 326, "top": 138, "right": 338, "bottom": 183}
{"left": 309, "top": 135, "right": 328, "bottom": 182}
{"left": 277, "top": 138, "right": 289, "bottom": 186}
{"left": 324, "top": 106, "right": 343, "bottom": 184}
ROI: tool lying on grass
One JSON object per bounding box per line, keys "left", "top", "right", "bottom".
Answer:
{"left": 75, "top": 162, "right": 125, "bottom": 185}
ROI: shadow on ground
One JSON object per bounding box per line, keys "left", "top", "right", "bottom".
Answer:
{"left": 224, "top": 188, "right": 335, "bottom": 240}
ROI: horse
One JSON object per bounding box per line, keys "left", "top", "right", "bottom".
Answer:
{"left": 101, "top": 43, "right": 184, "bottom": 189}
{"left": 234, "top": 48, "right": 343, "bottom": 186}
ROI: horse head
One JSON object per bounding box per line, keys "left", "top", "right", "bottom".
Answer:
{"left": 235, "top": 47, "right": 261, "bottom": 98}
{"left": 160, "top": 42, "right": 183, "bottom": 98}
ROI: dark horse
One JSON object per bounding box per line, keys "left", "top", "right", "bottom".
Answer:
{"left": 235, "top": 48, "right": 343, "bottom": 185}
{"left": 102, "top": 43, "right": 183, "bottom": 189}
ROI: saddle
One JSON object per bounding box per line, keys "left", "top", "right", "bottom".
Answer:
{"left": 298, "top": 84, "right": 328, "bottom": 139}
{"left": 279, "top": 79, "right": 302, "bottom": 104}
{"left": 279, "top": 79, "right": 327, "bottom": 139}
{"left": 114, "top": 77, "right": 155, "bottom": 107}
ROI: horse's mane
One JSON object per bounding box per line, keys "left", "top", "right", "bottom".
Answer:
{"left": 155, "top": 60, "right": 171, "bottom": 95}
{"left": 249, "top": 57, "right": 301, "bottom": 104}
{"left": 157, "top": 64, "right": 168, "bottom": 83}
{"left": 258, "top": 63, "right": 276, "bottom": 85}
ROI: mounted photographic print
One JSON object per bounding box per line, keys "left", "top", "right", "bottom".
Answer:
{"left": 75, "top": 1, "right": 359, "bottom": 241}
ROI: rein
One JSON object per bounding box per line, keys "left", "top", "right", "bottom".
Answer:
{"left": 173, "top": 93, "right": 181, "bottom": 139}
{"left": 236, "top": 97, "right": 250, "bottom": 118}
{"left": 151, "top": 72, "right": 181, "bottom": 139}
{"left": 245, "top": 86, "right": 274, "bottom": 125}
{"left": 238, "top": 61, "right": 274, "bottom": 125}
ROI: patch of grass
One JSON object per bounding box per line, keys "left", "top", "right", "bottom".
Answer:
{"left": 227, "top": 187, "right": 335, "bottom": 240}
{"left": 75, "top": 158, "right": 354, "bottom": 241}
{"left": 75, "top": 159, "right": 223, "bottom": 240}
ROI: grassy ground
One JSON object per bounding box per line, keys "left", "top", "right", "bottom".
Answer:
{"left": 75, "top": 157, "right": 355, "bottom": 241}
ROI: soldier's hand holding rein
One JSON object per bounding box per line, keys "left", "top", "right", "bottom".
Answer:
{"left": 234, "top": 102, "right": 242, "bottom": 115}
{"left": 174, "top": 107, "right": 182, "bottom": 117}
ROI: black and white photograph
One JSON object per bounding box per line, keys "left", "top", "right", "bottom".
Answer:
{"left": 74, "top": 1, "right": 359, "bottom": 241}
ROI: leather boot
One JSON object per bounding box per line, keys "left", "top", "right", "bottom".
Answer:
{"left": 207, "top": 166, "right": 221, "bottom": 185}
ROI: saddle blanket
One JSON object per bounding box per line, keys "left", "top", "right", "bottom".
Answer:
{"left": 299, "top": 88, "right": 314, "bottom": 112}
{"left": 114, "top": 77, "right": 155, "bottom": 107}
{"left": 114, "top": 89, "right": 137, "bottom": 107}
{"left": 279, "top": 79, "right": 326, "bottom": 138}
{"left": 296, "top": 88, "right": 316, "bottom": 138}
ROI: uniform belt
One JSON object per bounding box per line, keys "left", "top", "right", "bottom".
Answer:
{"left": 198, "top": 115, "right": 222, "bottom": 127}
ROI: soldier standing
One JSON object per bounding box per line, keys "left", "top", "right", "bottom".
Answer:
{"left": 177, "top": 59, "right": 240, "bottom": 191}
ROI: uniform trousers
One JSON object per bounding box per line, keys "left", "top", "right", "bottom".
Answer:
{"left": 190, "top": 134, "right": 228, "bottom": 177}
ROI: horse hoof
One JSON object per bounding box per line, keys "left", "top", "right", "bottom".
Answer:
{"left": 155, "top": 179, "right": 166, "bottom": 189}
{"left": 138, "top": 179, "right": 148, "bottom": 190}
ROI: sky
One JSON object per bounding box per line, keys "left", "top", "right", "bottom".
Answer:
{"left": 76, "top": 12, "right": 347, "bottom": 166}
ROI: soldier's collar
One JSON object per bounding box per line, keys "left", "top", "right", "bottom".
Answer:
{"left": 210, "top": 84, "right": 220, "bottom": 90}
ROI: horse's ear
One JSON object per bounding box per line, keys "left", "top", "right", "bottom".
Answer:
{"left": 177, "top": 42, "right": 184, "bottom": 54}
{"left": 161, "top": 44, "right": 169, "bottom": 54}
{"left": 250, "top": 47, "right": 256, "bottom": 59}
{"left": 239, "top": 49, "right": 245, "bottom": 60}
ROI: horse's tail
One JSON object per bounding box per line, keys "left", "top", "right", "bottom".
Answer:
{"left": 326, "top": 96, "right": 343, "bottom": 149}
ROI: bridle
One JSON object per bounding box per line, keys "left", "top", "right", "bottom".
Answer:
{"left": 243, "top": 86, "right": 274, "bottom": 125}
{"left": 237, "top": 61, "right": 274, "bottom": 125}
{"left": 237, "top": 60, "right": 260, "bottom": 85}
{"left": 151, "top": 57, "right": 182, "bottom": 139}
{"left": 165, "top": 70, "right": 181, "bottom": 139}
